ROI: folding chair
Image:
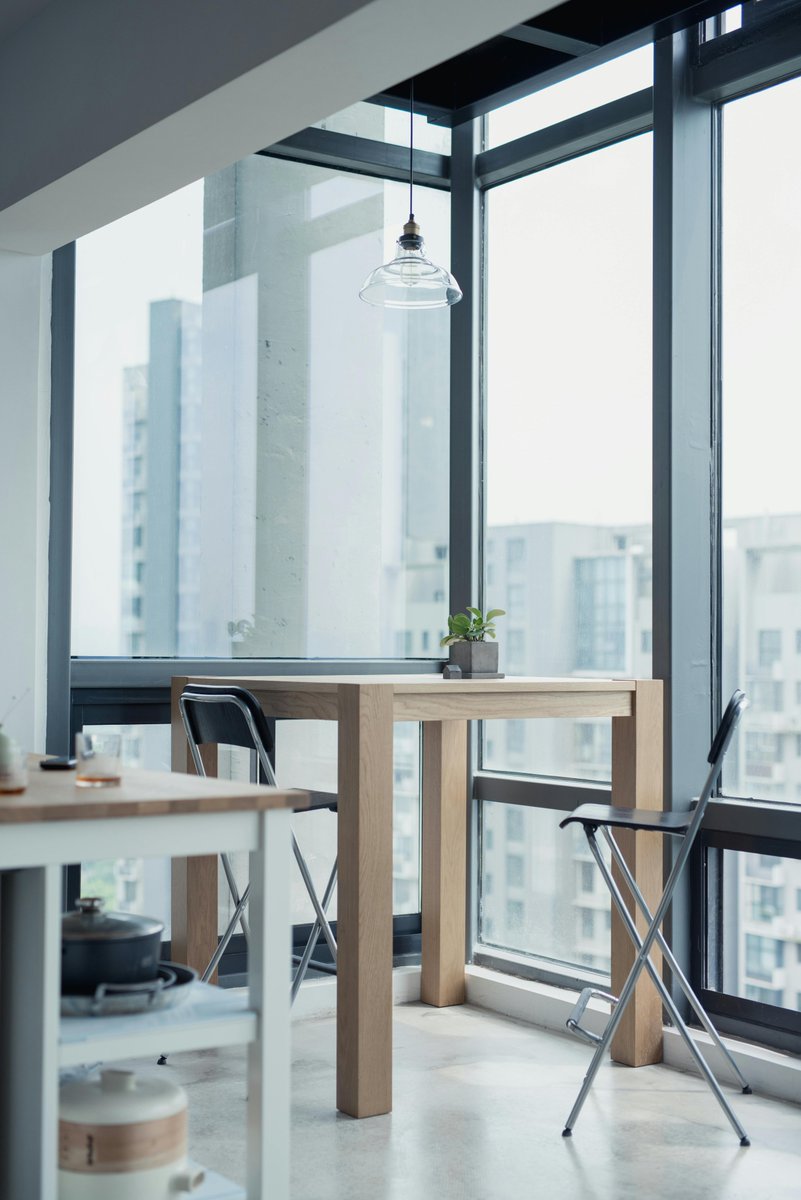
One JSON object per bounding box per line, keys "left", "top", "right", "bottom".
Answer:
{"left": 179, "top": 684, "right": 338, "bottom": 1002}
{"left": 559, "top": 689, "right": 752, "bottom": 1145}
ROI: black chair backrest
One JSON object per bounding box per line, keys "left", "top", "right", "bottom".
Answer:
{"left": 181, "top": 685, "right": 275, "bottom": 761}
{"left": 708, "top": 689, "right": 748, "bottom": 766}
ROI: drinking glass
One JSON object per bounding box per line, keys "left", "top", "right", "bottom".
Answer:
{"left": 0, "top": 738, "right": 28, "bottom": 794}
{"left": 75, "top": 732, "right": 122, "bottom": 787}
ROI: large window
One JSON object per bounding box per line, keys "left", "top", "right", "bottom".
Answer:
{"left": 480, "top": 804, "right": 611, "bottom": 979}
{"left": 483, "top": 132, "right": 653, "bottom": 785}
{"left": 68, "top": 115, "right": 451, "bottom": 975}
{"left": 487, "top": 45, "right": 652, "bottom": 147}
{"left": 707, "top": 849, "right": 800, "bottom": 1014}
{"left": 721, "top": 76, "right": 801, "bottom": 807}
{"left": 477, "top": 79, "right": 652, "bottom": 976}
{"left": 72, "top": 158, "right": 450, "bottom": 659}
{"left": 704, "top": 73, "right": 801, "bottom": 1032}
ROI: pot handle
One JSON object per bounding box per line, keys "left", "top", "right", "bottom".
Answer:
{"left": 90, "top": 969, "right": 177, "bottom": 1015}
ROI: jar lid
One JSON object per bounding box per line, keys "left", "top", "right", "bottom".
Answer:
{"left": 62, "top": 897, "right": 163, "bottom": 942}
{"left": 59, "top": 1069, "right": 187, "bottom": 1125}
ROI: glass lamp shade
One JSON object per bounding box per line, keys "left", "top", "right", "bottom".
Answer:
{"left": 359, "top": 221, "right": 462, "bottom": 309}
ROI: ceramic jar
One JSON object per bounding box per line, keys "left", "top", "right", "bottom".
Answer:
{"left": 58, "top": 1069, "right": 204, "bottom": 1198}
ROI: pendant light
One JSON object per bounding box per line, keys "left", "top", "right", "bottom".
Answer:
{"left": 359, "top": 81, "right": 462, "bottom": 309}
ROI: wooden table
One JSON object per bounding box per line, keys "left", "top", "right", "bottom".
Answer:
{"left": 171, "top": 675, "right": 664, "bottom": 1119}
{"left": 0, "top": 758, "right": 305, "bottom": 1200}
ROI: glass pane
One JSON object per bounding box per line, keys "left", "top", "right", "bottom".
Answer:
{"left": 487, "top": 45, "right": 652, "bottom": 149}
{"left": 721, "top": 78, "right": 801, "bottom": 803}
{"left": 80, "top": 725, "right": 172, "bottom": 935}
{"left": 483, "top": 134, "right": 653, "bottom": 782}
{"left": 479, "top": 802, "right": 611, "bottom": 978}
{"left": 72, "top": 160, "right": 450, "bottom": 658}
{"left": 80, "top": 719, "right": 421, "bottom": 944}
{"left": 723, "top": 6, "right": 743, "bottom": 33}
{"left": 314, "top": 101, "right": 451, "bottom": 154}
{"left": 217, "top": 722, "right": 421, "bottom": 934}
{"left": 715, "top": 850, "right": 801, "bottom": 1014}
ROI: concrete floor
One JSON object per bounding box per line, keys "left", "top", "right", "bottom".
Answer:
{"left": 147, "top": 1003, "right": 799, "bottom": 1200}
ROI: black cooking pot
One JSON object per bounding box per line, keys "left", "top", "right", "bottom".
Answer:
{"left": 61, "top": 897, "right": 164, "bottom": 995}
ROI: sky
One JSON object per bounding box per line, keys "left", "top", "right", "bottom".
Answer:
{"left": 71, "top": 46, "right": 801, "bottom": 652}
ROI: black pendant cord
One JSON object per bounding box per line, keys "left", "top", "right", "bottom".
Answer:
{"left": 409, "top": 78, "right": 414, "bottom": 222}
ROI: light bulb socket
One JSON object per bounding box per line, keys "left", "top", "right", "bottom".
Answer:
{"left": 400, "top": 218, "right": 423, "bottom": 250}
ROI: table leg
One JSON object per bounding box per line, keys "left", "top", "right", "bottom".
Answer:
{"left": 248, "top": 808, "right": 292, "bottom": 1200}
{"left": 421, "top": 720, "right": 468, "bottom": 1007}
{"left": 336, "top": 684, "right": 394, "bottom": 1118}
{"left": 0, "top": 864, "right": 61, "bottom": 1198}
{"left": 170, "top": 677, "right": 220, "bottom": 980}
{"left": 610, "top": 678, "right": 664, "bottom": 1066}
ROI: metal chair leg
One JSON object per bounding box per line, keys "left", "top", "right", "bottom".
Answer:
{"left": 220, "top": 852, "right": 250, "bottom": 944}
{"left": 200, "top": 883, "right": 251, "bottom": 985}
{"left": 563, "top": 832, "right": 750, "bottom": 1146}
{"left": 291, "top": 859, "right": 338, "bottom": 1003}
{"left": 600, "top": 827, "right": 751, "bottom": 1095}
{"left": 291, "top": 835, "right": 337, "bottom": 959}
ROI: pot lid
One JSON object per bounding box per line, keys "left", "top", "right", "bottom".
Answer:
{"left": 62, "top": 897, "right": 163, "bottom": 941}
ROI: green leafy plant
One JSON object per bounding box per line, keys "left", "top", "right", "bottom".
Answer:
{"left": 440, "top": 607, "right": 505, "bottom": 647}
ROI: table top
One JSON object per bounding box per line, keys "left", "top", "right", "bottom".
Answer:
{"left": 0, "top": 758, "right": 306, "bottom": 825}
{"left": 182, "top": 673, "right": 637, "bottom": 693}
{"left": 177, "top": 674, "right": 642, "bottom": 724}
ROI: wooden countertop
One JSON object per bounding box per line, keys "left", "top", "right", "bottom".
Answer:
{"left": 0, "top": 757, "right": 307, "bottom": 824}
{"left": 185, "top": 674, "right": 637, "bottom": 693}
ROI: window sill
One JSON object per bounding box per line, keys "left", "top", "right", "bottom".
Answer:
{"left": 464, "top": 964, "right": 801, "bottom": 1107}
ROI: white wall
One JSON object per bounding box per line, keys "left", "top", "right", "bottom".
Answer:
{"left": 0, "top": 250, "right": 51, "bottom": 751}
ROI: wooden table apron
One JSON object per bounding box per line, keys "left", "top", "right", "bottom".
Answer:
{"left": 171, "top": 676, "right": 664, "bottom": 1120}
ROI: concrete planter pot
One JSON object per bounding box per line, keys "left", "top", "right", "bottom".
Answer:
{"left": 447, "top": 640, "right": 503, "bottom": 679}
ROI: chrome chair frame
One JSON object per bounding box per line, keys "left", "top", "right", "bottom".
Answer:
{"left": 178, "top": 687, "right": 337, "bottom": 1002}
{"left": 559, "top": 690, "right": 752, "bottom": 1145}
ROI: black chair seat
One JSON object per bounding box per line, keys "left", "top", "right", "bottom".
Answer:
{"left": 559, "top": 803, "right": 691, "bottom": 835}
{"left": 305, "top": 790, "right": 338, "bottom": 814}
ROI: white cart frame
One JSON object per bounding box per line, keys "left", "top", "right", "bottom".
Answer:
{"left": 0, "top": 802, "right": 293, "bottom": 1200}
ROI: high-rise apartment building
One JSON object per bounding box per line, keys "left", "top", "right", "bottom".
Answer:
{"left": 480, "top": 517, "right": 801, "bottom": 1009}
{"left": 479, "top": 521, "right": 652, "bottom": 977}
{"left": 120, "top": 298, "right": 202, "bottom": 657}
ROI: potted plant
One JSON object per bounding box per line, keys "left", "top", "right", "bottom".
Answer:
{"left": 440, "top": 607, "right": 506, "bottom": 679}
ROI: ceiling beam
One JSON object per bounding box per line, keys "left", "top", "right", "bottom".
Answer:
{"left": 502, "top": 23, "right": 597, "bottom": 57}
{"left": 0, "top": 0, "right": 560, "bottom": 254}
{"left": 476, "top": 87, "right": 652, "bottom": 188}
